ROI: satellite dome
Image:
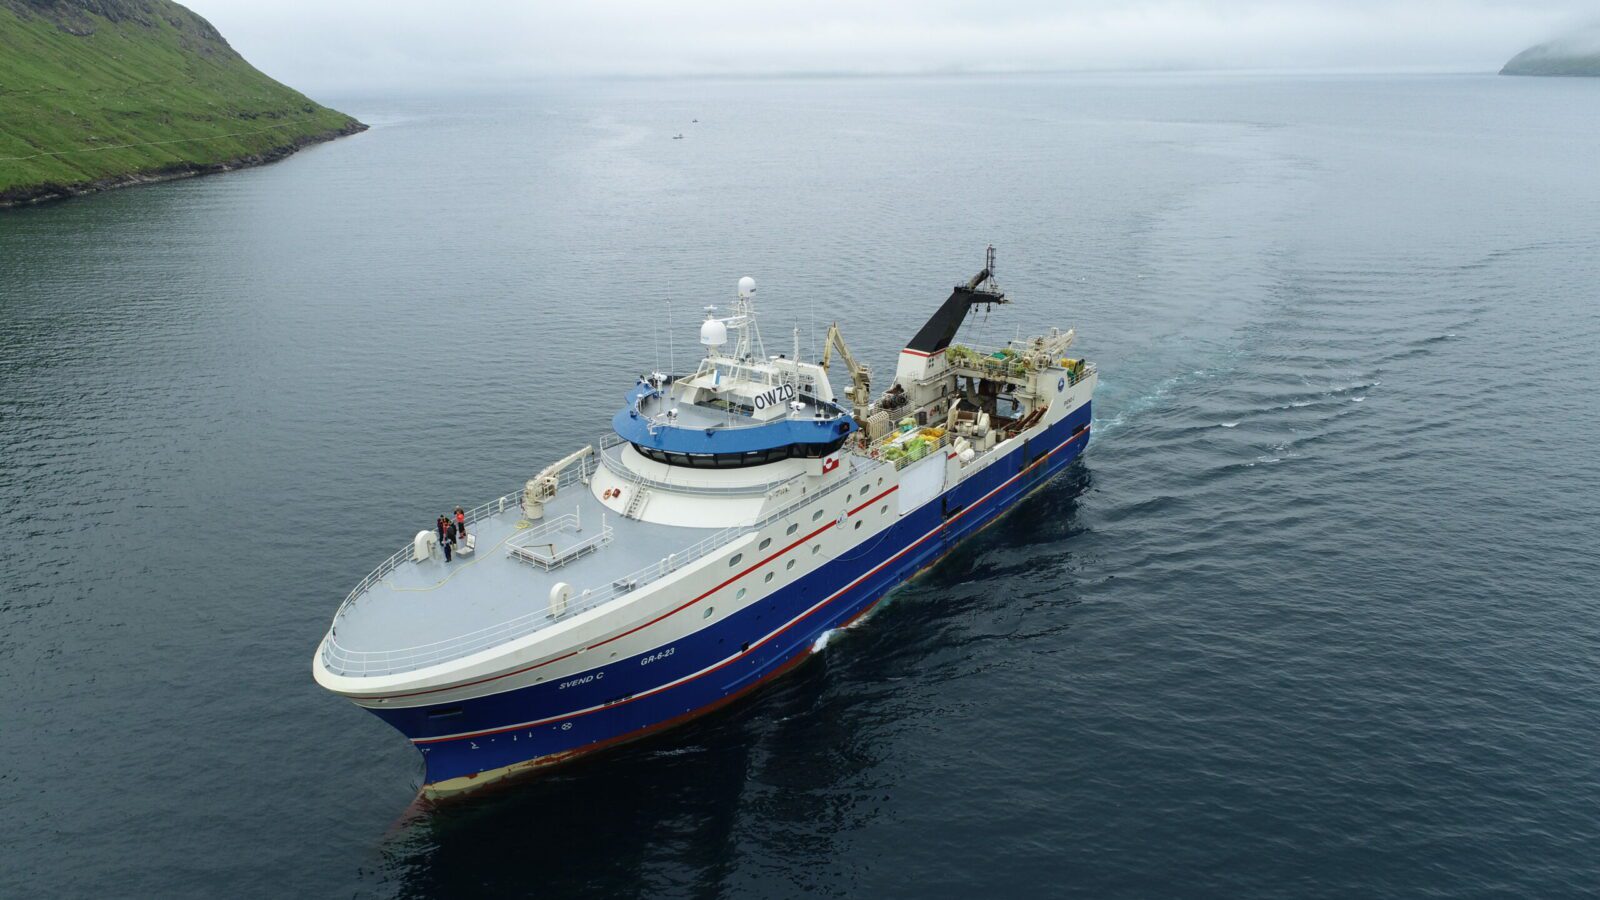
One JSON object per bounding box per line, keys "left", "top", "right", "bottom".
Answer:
{"left": 737, "top": 276, "right": 756, "bottom": 299}
{"left": 700, "top": 317, "right": 727, "bottom": 347}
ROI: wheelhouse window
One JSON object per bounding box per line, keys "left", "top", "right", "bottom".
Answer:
{"left": 631, "top": 436, "right": 849, "bottom": 469}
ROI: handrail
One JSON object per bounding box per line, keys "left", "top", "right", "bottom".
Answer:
{"left": 944, "top": 347, "right": 1097, "bottom": 387}
{"left": 632, "top": 384, "right": 851, "bottom": 433}
{"left": 508, "top": 520, "right": 614, "bottom": 571}
{"left": 597, "top": 439, "right": 801, "bottom": 496}
{"left": 323, "top": 451, "right": 599, "bottom": 655}
{"left": 506, "top": 511, "right": 583, "bottom": 547}
{"left": 320, "top": 454, "right": 883, "bottom": 677}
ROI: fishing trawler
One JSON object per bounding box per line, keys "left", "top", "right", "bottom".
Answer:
{"left": 312, "top": 248, "right": 1095, "bottom": 797}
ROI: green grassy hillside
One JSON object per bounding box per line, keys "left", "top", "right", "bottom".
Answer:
{"left": 0, "top": 0, "right": 364, "bottom": 205}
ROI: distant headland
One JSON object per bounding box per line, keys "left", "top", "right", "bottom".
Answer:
{"left": 1501, "top": 24, "right": 1600, "bottom": 76}
{"left": 0, "top": 0, "right": 365, "bottom": 207}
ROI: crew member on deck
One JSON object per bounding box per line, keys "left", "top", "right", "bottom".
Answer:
{"left": 436, "top": 515, "right": 448, "bottom": 543}
{"left": 454, "top": 507, "right": 467, "bottom": 541}
{"left": 442, "top": 520, "right": 457, "bottom": 562}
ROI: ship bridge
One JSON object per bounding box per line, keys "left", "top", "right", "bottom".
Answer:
{"left": 611, "top": 276, "right": 858, "bottom": 469}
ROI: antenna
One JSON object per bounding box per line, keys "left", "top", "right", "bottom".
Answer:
{"left": 792, "top": 326, "right": 802, "bottom": 414}
{"left": 666, "top": 296, "right": 676, "bottom": 377}
{"left": 809, "top": 288, "right": 819, "bottom": 363}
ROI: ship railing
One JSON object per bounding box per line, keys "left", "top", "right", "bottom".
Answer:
{"left": 875, "top": 429, "right": 957, "bottom": 471}
{"left": 597, "top": 437, "right": 802, "bottom": 496}
{"left": 634, "top": 408, "right": 851, "bottom": 434}
{"left": 554, "top": 455, "right": 885, "bottom": 620}
{"left": 323, "top": 449, "right": 600, "bottom": 657}
{"left": 323, "top": 601, "right": 576, "bottom": 677}
{"left": 632, "top": 387, "right": 851, "bottom": 433}
{"left": 506, "top": 514, "right": 614, "bottom": 570}
{"left": 320, "top": 455, "right": 884, "bottom": 677}
{"left": 946, "top": 343, "right": 1094, "bottom": 385}
{"left": 320, "top": 520, "right": 749, "bottom": 677}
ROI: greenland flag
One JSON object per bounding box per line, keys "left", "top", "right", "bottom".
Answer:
{"left": 822, "top": 455, "right": 840, "bottom": 474}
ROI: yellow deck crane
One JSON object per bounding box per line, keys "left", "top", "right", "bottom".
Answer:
{"left": 820, "top": 322, "right": 872, "bottom": 426}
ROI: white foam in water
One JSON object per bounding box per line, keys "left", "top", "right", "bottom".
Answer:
{"left": 1220, "top": 421, "right": 1240, "bottom": 428}
{"left": 1353, "top": 397, "right": 1365, "bottom": 402}
{"left": 812, "top": 629, "right": 837, "bottom": 653}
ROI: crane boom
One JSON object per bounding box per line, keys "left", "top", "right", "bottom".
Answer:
{"left": 820, "top": 322, "right": 872, "bottom": 424}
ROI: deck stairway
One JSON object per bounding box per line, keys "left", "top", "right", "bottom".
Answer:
{"left": 623, "top": 485, "right": 651, "bottom": 519}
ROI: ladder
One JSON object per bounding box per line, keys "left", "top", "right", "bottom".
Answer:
{"left": 623, "top": 484, "right": 651, "bottom": 519}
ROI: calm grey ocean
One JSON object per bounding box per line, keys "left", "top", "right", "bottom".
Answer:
{"left": 2, "top": 73, "right": 1598, "bottom": 898}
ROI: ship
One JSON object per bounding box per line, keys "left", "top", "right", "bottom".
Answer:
{"left": 312, "top": 248, "right": 1096, "bottom": 797}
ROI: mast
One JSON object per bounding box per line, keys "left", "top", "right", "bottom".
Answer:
{"left": 729, "top": 276, "right": 765, "bottom": 362}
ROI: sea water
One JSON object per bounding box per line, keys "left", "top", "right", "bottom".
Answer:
{"left": 2, "top": 73, "right": 1598, "bottom": 898}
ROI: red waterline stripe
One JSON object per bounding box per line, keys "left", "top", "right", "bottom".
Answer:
{"left": 415, "top": 425, "right": 1089, "bottom": 744}
{"left": 424, "top": 635, "right": 821, "bottom": 793}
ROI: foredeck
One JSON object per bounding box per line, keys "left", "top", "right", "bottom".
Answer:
{"left": 321, "top": 442, "right": 884, "bottom": 679}
{"left": 322, "top": 470, "right": 716, "bottom": 678}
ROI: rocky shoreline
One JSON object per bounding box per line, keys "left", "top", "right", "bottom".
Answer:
{"left": 0, "top": 119, "right": 368, "bottom": 209}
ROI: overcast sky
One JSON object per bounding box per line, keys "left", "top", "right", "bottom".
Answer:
{"left": 186, "top": 0, "right": 1596, "bottom": 93}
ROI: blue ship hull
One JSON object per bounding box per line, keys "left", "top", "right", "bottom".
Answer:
{"left": 372, "top": 403, "right": 1091, "bottom": 791}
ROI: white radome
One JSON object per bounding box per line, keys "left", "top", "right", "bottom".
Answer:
{"left": 738, "top": 276, "right": 756, "bottom": 298}
{"left": 700, "top": 317, "right": 728, "bottom": 347}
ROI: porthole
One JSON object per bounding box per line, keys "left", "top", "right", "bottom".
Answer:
{"left": 854, "top": 520, "right": 863, "bottom": 530}
{"left": 759, "top": 538, "right": 772, "bottom": 551}
{"left": 764, "top": 572, "right": 775, "bottom": 583}
{"left": 880, "top": 504, "right": 888, "bottom": 515}
{"left": 729, "top": 553, "right": 743, "bottom": 567}
{"left": 877, "top": 477, "right": 883, "bottom": 486}
{"left": 736, "top": 587, "right": 747, "bottom": 600}
{"left": 786, "top": 523, "right": 799, "bottom": 535}
{"left": 704, "top": 606, "right": 715, "bottom": 619}
{"left": 811, "top": 545, "right": 821, "bottom": 555}
{"left": 786, "top": 559, "right": 797, "bottom": 571}
{"left": 812, "top": 509, "right": 824, "bottom": 521}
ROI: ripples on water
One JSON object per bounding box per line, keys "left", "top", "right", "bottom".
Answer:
{"left": 2, "top": 74, "right": 1598, "bottom": 898}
